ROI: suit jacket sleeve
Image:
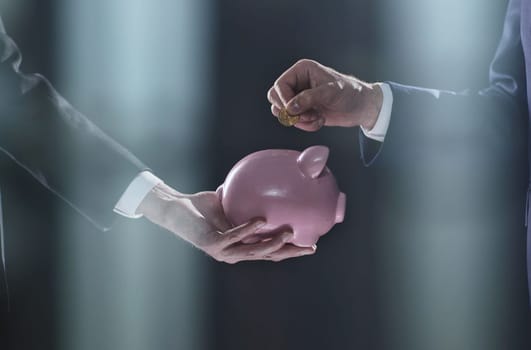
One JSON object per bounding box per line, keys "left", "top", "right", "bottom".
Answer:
{"left": 359, "top": 0, "right": 528, "bottom": 168}
{"left": 0, "top": 17, "right": 148, "bottom": 231}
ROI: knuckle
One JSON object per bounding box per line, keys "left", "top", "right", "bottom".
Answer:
{"left": 296, "top": 58, "right": 316, "bottom": 68}
{"left": 267, "top": 87, "right": 275, "bottom": 101}
{"left": 225, "top": 258, "right": 238, "bottom": 265}
{"left": 329, "top": 80, "right": 345, "bottom": 91}
{"left": 215, "top": 253, "right": 231, "bottom": 263}
{"left": 295, "top": 58, "right": 308, "bottom": 67}
{"left": 212, "top": 254, "right": 225, "bottom": 263}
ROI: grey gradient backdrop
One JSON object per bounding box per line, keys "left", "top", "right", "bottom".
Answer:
{"left": 0, "top": 0, "right": 529, "bottom": 349}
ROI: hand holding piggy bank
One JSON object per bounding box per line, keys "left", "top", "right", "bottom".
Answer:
{"left": 217, "top": 145, "right": 346, "bottom": 247}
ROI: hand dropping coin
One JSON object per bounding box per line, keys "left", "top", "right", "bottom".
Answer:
{"left": 278, "top": 108, "right": 300, "bottom": 127}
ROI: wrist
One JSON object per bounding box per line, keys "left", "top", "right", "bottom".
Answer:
{"left": 137, "top": 183, "right": 184, "bottom": 220}
{"left": 138, "top": 184, "right": 213, "bottom": 244}
{"left": 360, "top": 83, "right": 383, "bottom": 131}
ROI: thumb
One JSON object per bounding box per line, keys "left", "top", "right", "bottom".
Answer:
{"left": 190, "top": 192, "right": 233, "bottom": 231}
{"left": 285, "top": 83, "right": 336, "bottom": 115}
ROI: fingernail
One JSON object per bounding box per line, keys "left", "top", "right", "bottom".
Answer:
{"left": 288, "top": 101, "right": 300, "bottom": 114}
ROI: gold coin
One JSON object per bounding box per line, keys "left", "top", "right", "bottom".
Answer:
{"left": 278, "top": 108, "right": 300, "bottom": 127}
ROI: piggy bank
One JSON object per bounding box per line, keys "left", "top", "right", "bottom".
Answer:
{"left": 217, "top": 145, "right": 346, "bottom": 247}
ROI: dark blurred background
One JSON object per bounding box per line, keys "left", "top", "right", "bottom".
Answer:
{"left": 0, "top": 0, "right": 529, "bottom": 349}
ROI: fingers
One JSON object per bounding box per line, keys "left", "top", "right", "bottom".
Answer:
{"left": 241, "top": 233, "right": 272, "bottom": 244}
{"left": 204, "top": 200, "right": 233, "bottom": 232}
{"left": 264, "top": 244, "right": 316, "bottom": 262}
{"left": 267, "top": 86, "right": 283, "bottom": 110}
{"left": 286, "top": 83, "right": 335, "bottom": 116}
{"left": 219, "top": 237, "right": 317, "bottom": 264}
{"left": 189, "top": 191, "right": 233, "bottom": 232}
{"left": 274, "top": 81, "right": 294, "bottom": 106}
{"left": 272, "top": 59, "right": 318, "bottom": 103}
{"left": 269, "top": 97, "right": 322, "bottom": 130}
{"left": 267, "top": 59, "right": 320, "bottom": 113}
{"left": 221, "top": 219, "right": 266, "bottom": 247}
{"left": 269, "top": 77, "right": 335, "bottom": 131}
{"left": 222, "top": 232, "right": 293, "bottom": 261}
{"left": 272, "top": 67, "right": 301, "bottom": 105}
{"left": 271, "top": 104, "right": 281, "bottom": 117}
{"left": 241, "top": 231, "right": 289, "bottom": 244}
{"left": 269, "top": 84, "right": 324, "bottom": 130}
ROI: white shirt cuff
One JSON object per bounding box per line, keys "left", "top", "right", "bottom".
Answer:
{"left": 113, "top": 171, "right": 163, "bottom": 219}
{"left": 360, "top": 82, "right": 393, "bottom": 142}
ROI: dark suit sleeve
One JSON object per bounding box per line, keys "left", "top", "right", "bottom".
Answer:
{"left": 359, "top": 0, "right": 528, "bottom": 168}
{"left": 0, "top": 17, "right": 148, "bottom": 231}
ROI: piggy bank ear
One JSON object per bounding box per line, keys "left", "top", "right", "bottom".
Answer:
{"left": 297, "top": 145, "right": 329, "bottom": 179}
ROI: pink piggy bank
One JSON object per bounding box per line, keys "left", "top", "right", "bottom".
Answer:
{"left": 217, "top": 145, "right": 346, "bottom": 247}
